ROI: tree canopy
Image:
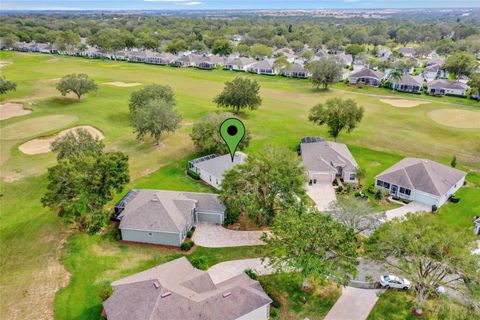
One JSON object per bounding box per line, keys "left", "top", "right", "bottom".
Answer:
{"left": 308, "top": 57, "right": 343, "bottom": 89}
{"left": 56, "top": 73, "right": 97, "bottom": 100}
{"left": 129, "top": 84, "right": 176, "bottom": 114}
{"left": 443, "top": 52, "right": 477, "bottom": 78}
{"left": 250, "top": 43, "right": 272, "bottom": 58}
{"left": 212, "top": 38, "right": 233, "bottom": 56}
{"left": 213, "top": 77, "right": 262, "bottom": 114}
{"left": 308, "top": 98, "right": 364, "bottom": 141}
{"left": 0, "top": 77, "right": 17, "bottom": 95}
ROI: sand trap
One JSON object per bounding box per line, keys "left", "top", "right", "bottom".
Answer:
{"left": 0, "top": 60, "right": 12, "bottom": 69}
{"left": 0, "top": 102, "right": 31, "bottom": 120}
{"left": 380, "top": 99, "right": 429, "bottom": 108}
{"left": 103, "top": 82, "right": 142, "bottom": 87}
{"left": 428, "top": 109, "right": 480, "bottom": 129}
{"left": 19, "top": 125, "right": 104, "bottom": 155}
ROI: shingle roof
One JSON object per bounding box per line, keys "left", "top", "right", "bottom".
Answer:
{"left": 375, "top": 158, "right": 466, "bottom": 196}
{"left": 287, "top": 63, "right": 307, "bottom": 73}
{"left": 225, "top": 57, "right": 256, "bottom": 67}
{"left": 301, "top": 140, "right": 359, "bottom": 173}
{"left": 427, "top": 79, "right": 468, "bottom": 90}
{"left": 118, "top": 190, "right": 224, "bottom": 232}
{"left": 398, "top": 47, "right": 416, "bottom": 55}
{"left": 350, "top": 68, "right": 384, "bottom": 80}
{"left": 250, "top": 59, "right": 274, "bottom": 70}
{"left": 104, "top": 257, "right": 272, "bottom": 320}
{"left": 397, "top": 74, "right": 423, "bottom": 86}
{"left": 191, "top": 152, "right": 247, "bottom": 182}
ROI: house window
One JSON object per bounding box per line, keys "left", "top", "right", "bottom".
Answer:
{"left": 399, "top": 187, "right": 406, "bottom": 194}
{"left": 148, "top": 232, "right": 153, "bottom": 236}
{"left": 405, "top": 189, "right": 411, "bottom": 196}
{"left": 376, "top": 180, "right": 383, "bottom": 187}
{"left": 383, "top": 182, "right": 390, "bottom": 189}
{"left": 349, "top": 174, "right": 356, "bottom": 180}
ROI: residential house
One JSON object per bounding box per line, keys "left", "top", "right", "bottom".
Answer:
{"left": 114, "top": 189, "right": 226, "bottom": 246}
{"left": 76, "top": 46, "right": 104, "bottom": 59}
{"left": 171, "top": 54, "right": 200, "bottom": 67}
{"left": 352, "top": 60, "right": 366, "bottom": 72}
{"left": 375, "top": 158, "right": 466, "bottom": 208}
{"left": 283, "top": 63, "right": 309, "bottom": 78}
{"left": 393, "top": 74, "right": 424, "bottom": 93}
{"left": 188, "top": 152, "right": 247, "bottom": 189}
{"left": 248, "top": 59, "right": 276, "bottom": 75}
{"left": 300, "top": 137, "right": 359, "bottom": 184}
{"left": 196, "top": 55, "right": 226, "bottom": 70}
{"left": 377, "top": 47, "right": 392, "bottom": 62}
{"left": 13, "top": 42, "right": 36, "bottom": 52}
{"left": 103, "top": 257, "right": 272, "bottom": 320}
{"left": 426, "top": 57, "right": 445, "bottom": 67}
{"left": 335, "top": 53, "right": 353, "bottom": 67}
{"left": 398, "top": 46, "right": 416, "bottom": 58}
{"left": 224, "top": 57, "right": 256, "bottom": 71}
{"left": 427, "top": 79, "right": 468, "bottom": 97}
{"left": 348, "top": 68, "right": 385, "bottom": 87}
{"left": 423, "top": 63, "right": 447, "bottom": 82}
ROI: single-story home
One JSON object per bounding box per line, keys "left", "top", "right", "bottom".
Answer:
{"left": 114, "top": 189, "right": 226, "bottom": 246}
{"left": 375, "top": 157, "right": 466, "bottom": 208}
{"left": 248, "top": 59, "right": 276, "bottom": 75}
{"left": 171, "top": 54, "right": 200, "bottom": 67}
{"left": 224, "top": 57, "right": 256, "bottom": 71}
{"left": 426, "top": 57, "right": 445, "bottom": 67}
{"left": 335, "top": 53, "right": 353, "bottom": 67}
{"left": 103, "top": 257, "right": 272, "bottom": 320}
{"left": 196, "top": 55, "right": 226, "bottom": 70}
{"left": 427, "top": 79, "right": 468, "bottom": 97}
{"left": 377, "top": 48, "right": 392, "bottom": 61}
{"left": 349, "top": 68, "right": 385, "bottom": 87}
{"left": 300, "top": 137, "right": 359, "bottom": 184}
{"left": 283, "top": 63, "right": 309, "bottom": 78}
{"left": 423, "top": 64, "right": 447, "bottom": 82}
{"left": 398, "top": 46, "right": 416, "bottom": 58}
{"left": 188, "top": 152, "right": 247, "bottom": 189}
{"left": 393, "top": 74, "right": 424, "bottom": 93}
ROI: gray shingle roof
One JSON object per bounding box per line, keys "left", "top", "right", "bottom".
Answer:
{"left": 104, "top": 257, "right": 272, "bottom": 320}
{"left": 427, "top": 79, "right": 468, "bottom": 90}
{"left": 397, "top": 74, "right": 423, "bottom": 86}
{"left": 350, "top": 68, "right": 384, "bottom": 80}
{"left": 118, "top": 190, "right": 224, "bottom": 232}
{"left": 192, "top": 152, "right": 247, "bottom": 179}
{"left": 375, "top": 158, "right": 466, "bottom": 196}
{"left": 287, "top": 63, "right": 307, "bottom": 73}
{"left": 301, "top": 140, "right": 359, "bottom": 173}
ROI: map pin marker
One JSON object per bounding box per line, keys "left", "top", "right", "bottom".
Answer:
{"left": 219, "top": 118, "right": 246, "bottom": 162}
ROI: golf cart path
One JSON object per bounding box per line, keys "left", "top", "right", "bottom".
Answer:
{"left": 207, "top": 258, "right": 274, "bottom": 284}
{"left": 324, "top": 286, "right": 383, "bottom": 320}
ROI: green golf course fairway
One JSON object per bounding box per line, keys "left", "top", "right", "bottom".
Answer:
{"left": 1, "top": 51, "right": 479, "bottom": 320}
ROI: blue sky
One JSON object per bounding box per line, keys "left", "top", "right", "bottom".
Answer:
{"left": 2, "top": 0, "right": 479, "bottom": 11}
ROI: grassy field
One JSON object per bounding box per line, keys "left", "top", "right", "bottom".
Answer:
{"left": 1, "top": 51, "right": 479, "bottom": 319}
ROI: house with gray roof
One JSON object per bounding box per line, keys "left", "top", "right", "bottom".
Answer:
{"left": 349, "top": 68, "right": 385, "bottom": 87}
{"left": 103, "top": 257, "right": 272, "bottom": 320}
{"left": 114, "top": 189, "right": 226, "bottom": 246}
{"left": 248, "top": 59, "right": 276, "bottom": 75}
{"left": 398, "top": 46, "right": 416, "bottom": 58}
{"left": 189, "top": 152, "right": 247, "bottom": 189}
{"left": 300, "top": 137, "right": 359, "bottom": 184}
{"left": 196, "top": 55, "right": 226, "bottom": 70}
{"left": 224, "top": 57, "right": 256, "bottom": 71}
{"left": 283, "top": 63, "right": 309, "bottom": 78}
{"left": 427, "top": 79, "right": 468, "bottom": 97}
{"left": 171, "top": 54, "right": 200, "bottom": 67}
{"left": 375, "top": 158, "right": 466, "bottom": 208}
{"left": 393, "top": 74, "right": 424, "bottom": 93}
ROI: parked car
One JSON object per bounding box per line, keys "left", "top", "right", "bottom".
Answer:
{"left": 379, "top": 275, "right": 411, "bottom": 290}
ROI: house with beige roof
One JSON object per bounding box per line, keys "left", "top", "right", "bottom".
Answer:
{"left": 300, "top": 137, "right": 359, "bottom": 184}
{"left": 114, "top": 189, "right": 226, "bottom": 246}
{"left": 348, "top": 68, "right": 385, "bottom": 87}
{"left": 375, "top": 158, "right": 466, "bottom": 208}
{"left": 103, "top": 257, "right": 272, "bottom": 320}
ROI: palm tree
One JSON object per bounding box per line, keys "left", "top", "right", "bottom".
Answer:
{"left": 388, "top": 69, "right": 403, "bottom": 92}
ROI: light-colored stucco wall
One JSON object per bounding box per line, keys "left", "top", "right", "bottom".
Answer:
{"left": 235, "top": 304, "right": 270, "bottom": 320}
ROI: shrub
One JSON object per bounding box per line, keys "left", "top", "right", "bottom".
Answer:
{"left": 354, "top": 191, "right": 361, "bottom": 197}
{"left": 97, "top": 282, "right": 113, "bottom": 301}
{"left": 367, "top": 184, "right": 376, "bottom": 194}
{"left": 336, "top": 186, "right": 343, "bottom": 193}
{"left": 186, "top": 229, "right": 194, "bottom": 238}
{"left": 181, "top": 241, "right": 194, "bottom": 251}
{"left": 450, "top": 197, "right": 460, "bottom": 203}
{"left": 375, "top": 189, "right": 383, "bottom": 200}
{"left": 432, "top": 205, "right": 438, "bottom": 213}
{"left": 187, "top": 169, "right": 200, "bottom": 180}
{"left": 244, "top": 269, "right": 258, "bottom": 280}
{"left": 189, "top": 255, "right": 208, "bottom": 270}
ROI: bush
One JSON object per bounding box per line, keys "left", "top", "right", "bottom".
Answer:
{"left": 189, "top": 255, "right": 208, "bottom": 270}
{"left": 375, "top": 189, "right": 383, "bottom": 200}
{"left": 186, "top": 226, "right": 196, "bottom": 238}
{"left": 450, "top": 197, "right": 460, "bottom": 203}
{"left": 432, "top": 205, "right": 438, "bottom": 213}
{"left": 97, "top": 282, "right": 113, "bottom": 301}
{"left": 244, "top": 269, "right": 258, "bottom": 280}
{"left": 187, "top": 169, "right": 200, "bottom": 180}
{"left": 367, "top": 184, "right": 376, "bottom": 194}
{"left": 180, "top": 241, "right": 194, "bottom": 251}
{"left": 336, "top": 186, "right": 343, "bottom": 193}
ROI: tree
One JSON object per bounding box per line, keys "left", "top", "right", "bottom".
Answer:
{"left": 55, "top": 30, "right": 80, "bottom": 51}
{"left": 190, "top": 112, "right": 251, "bottom": 154}
{"left": 308, "top": 57, "right": 342, "bottom": 90}
{"left": 212, "top": 38, "right": 233, "bottom": 56}
{"left": 388, "top": 70, "right": 403, "bottom": 92}
{"left": 250, "top": 43, "right": 272, "bottom": 58}
{"left": 213, "top": 77, "right": 262, "bottom": 114}
{"left": 451, "top": 154, "right": 457, "bottom": 168}
{"left": 41, "top": 129, "right": 129, "bottom": 232}
{"left": 443, "top": 52, "right": 477, "bottom": 79}
{"left": 467, "top": 73, "right": 480, "bottom": 98}
{"left": 131, "top": 99, "right": 182, "bottom": 145}
{"left": 329, "top": 195, "right": 385, "bottom": 234}
{"left": 129, "top": 84, "right": 175, "bottom": 114}
{"left": 220, "top": 145, "right": 306, "bottom": 226}
{"left": 165, "top": 39, "right": 188, "bottom": 54}
{"left": 51, "top": 128, "right": 104, "bottom": 160}
{"left": 366, "top": 213, "right": 479, "bottom": 315}
{"left": 56, "top": 74, "right": 97, "bottom": 100}
{"left": 234, "top": 43, "right": 250, "bottom": 57}
{"left": 350, "top": 30, "right": 368, "bottom": 45}
{"left": 345, "top": 44, "right": 364, "bottom": 60}
{"left": 273, "top": 55, "right": 291, "bottom": 74}
{"left": 309, "top": 98, "right": 364, "bottom": 141}
{"left": 263, "top": 202, "right": 358, "bottom": 289}
{"left": 0, "top": 77, "right": 17, "bottom": 95}
{"left": 190, "top": 40, "right": 207, "bottom": 52}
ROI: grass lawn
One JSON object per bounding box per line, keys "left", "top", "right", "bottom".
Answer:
{"left": 0, "top": 51, "right": 479, "bottom": 319}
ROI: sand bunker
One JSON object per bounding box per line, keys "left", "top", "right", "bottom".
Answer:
{"left": 428, "top": 109, "right": 480, "bottom": 129}
{"left": 19, "top": 125, "right": 104, "bottom": 155}
{"left": 103, "top": 82, "right": 142, "bottom": 87}
{"left": 380, "top": 99, "right": 429, "bottom": 108}
{"left": 0, "top": 102, "right": 31, "bottom": 120}
{"left": 0, "top": 60, "right": 12, "bottom": 69}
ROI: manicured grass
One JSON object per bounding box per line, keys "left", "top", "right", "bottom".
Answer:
{"left": 259, "top": 273, "right": 341, "bottom": 320}
{"left": 0, "top": 52, "right": 479, "bottom": 319}
{"left": 435, "top": 187, "right": 480, "bottom": 229}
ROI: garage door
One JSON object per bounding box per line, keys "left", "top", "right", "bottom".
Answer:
{"left": 197, "top": 212, "right": 223, "bottom": 224}
{"left": 312, "top": 173, "right": 333, "bottom": 183}
{"left": 413, "top": 192, "right": 438, "bottom": 206}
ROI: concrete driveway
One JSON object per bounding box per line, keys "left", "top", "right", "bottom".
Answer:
{"left": 324, "top": 286, "right": 383, "bottom": 320}
{"left": 207, "top": 258, "right": 274, "bottom": 284}
{"left": 192, "top": 223, "right": 265, "bottom": 248}
{"left": 385, "top": 202, "right": 431, "bottom": 220}
{"left": 306, "top": 183, "right": 336, "bottom": 212}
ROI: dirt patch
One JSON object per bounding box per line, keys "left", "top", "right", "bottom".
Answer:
{"left": 19, "top": 125, "right": 104, "bottom": 155}
{"left": 0, "top": 102, "right": 31, "bottom": 120}
{"left": 103, "top": 82, "right": 142, "bottom": 87}
{"left": 428, "top": 109, "right": 480, "bottom": 129}
{"left": 380, "top": 98, "right": 429, "bottom": 108}
{"left": 0, "top": 60, "right": 12, "bottom": 69}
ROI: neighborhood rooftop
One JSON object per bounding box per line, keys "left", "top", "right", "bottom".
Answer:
{"left": 189, "top": 152, "right": 247, "bottom": 180}
{"left": 300, "top": 139, "right": 359, "bottom": 174}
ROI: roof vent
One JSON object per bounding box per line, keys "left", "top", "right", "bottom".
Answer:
{"left": 222, "top": 292, "right": 232, "bottom": 298}
{"left": 161, "top": 292, "right": 172, "bottom": 298}
{"left": 153, "top": 281, "right": 160, "bottom": 289}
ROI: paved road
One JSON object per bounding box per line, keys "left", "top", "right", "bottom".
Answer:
{"left": 324, "top": 286, "right": 383, "bottom": 320}
{"left": 207, "top": 258, "right": 274, "bottom": 284}
{"left": 306, "top": 183, "right": 337, "bottom": 212}
{"left": 193, "top": 223, "right": 265, "bottom": 248}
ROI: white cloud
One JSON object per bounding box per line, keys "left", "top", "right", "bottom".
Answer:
{"left": 344, "top": 0, "right": 360, "bottom": 2}
{"left": 182, "top": 1, "right": 202, "bottom": 5}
